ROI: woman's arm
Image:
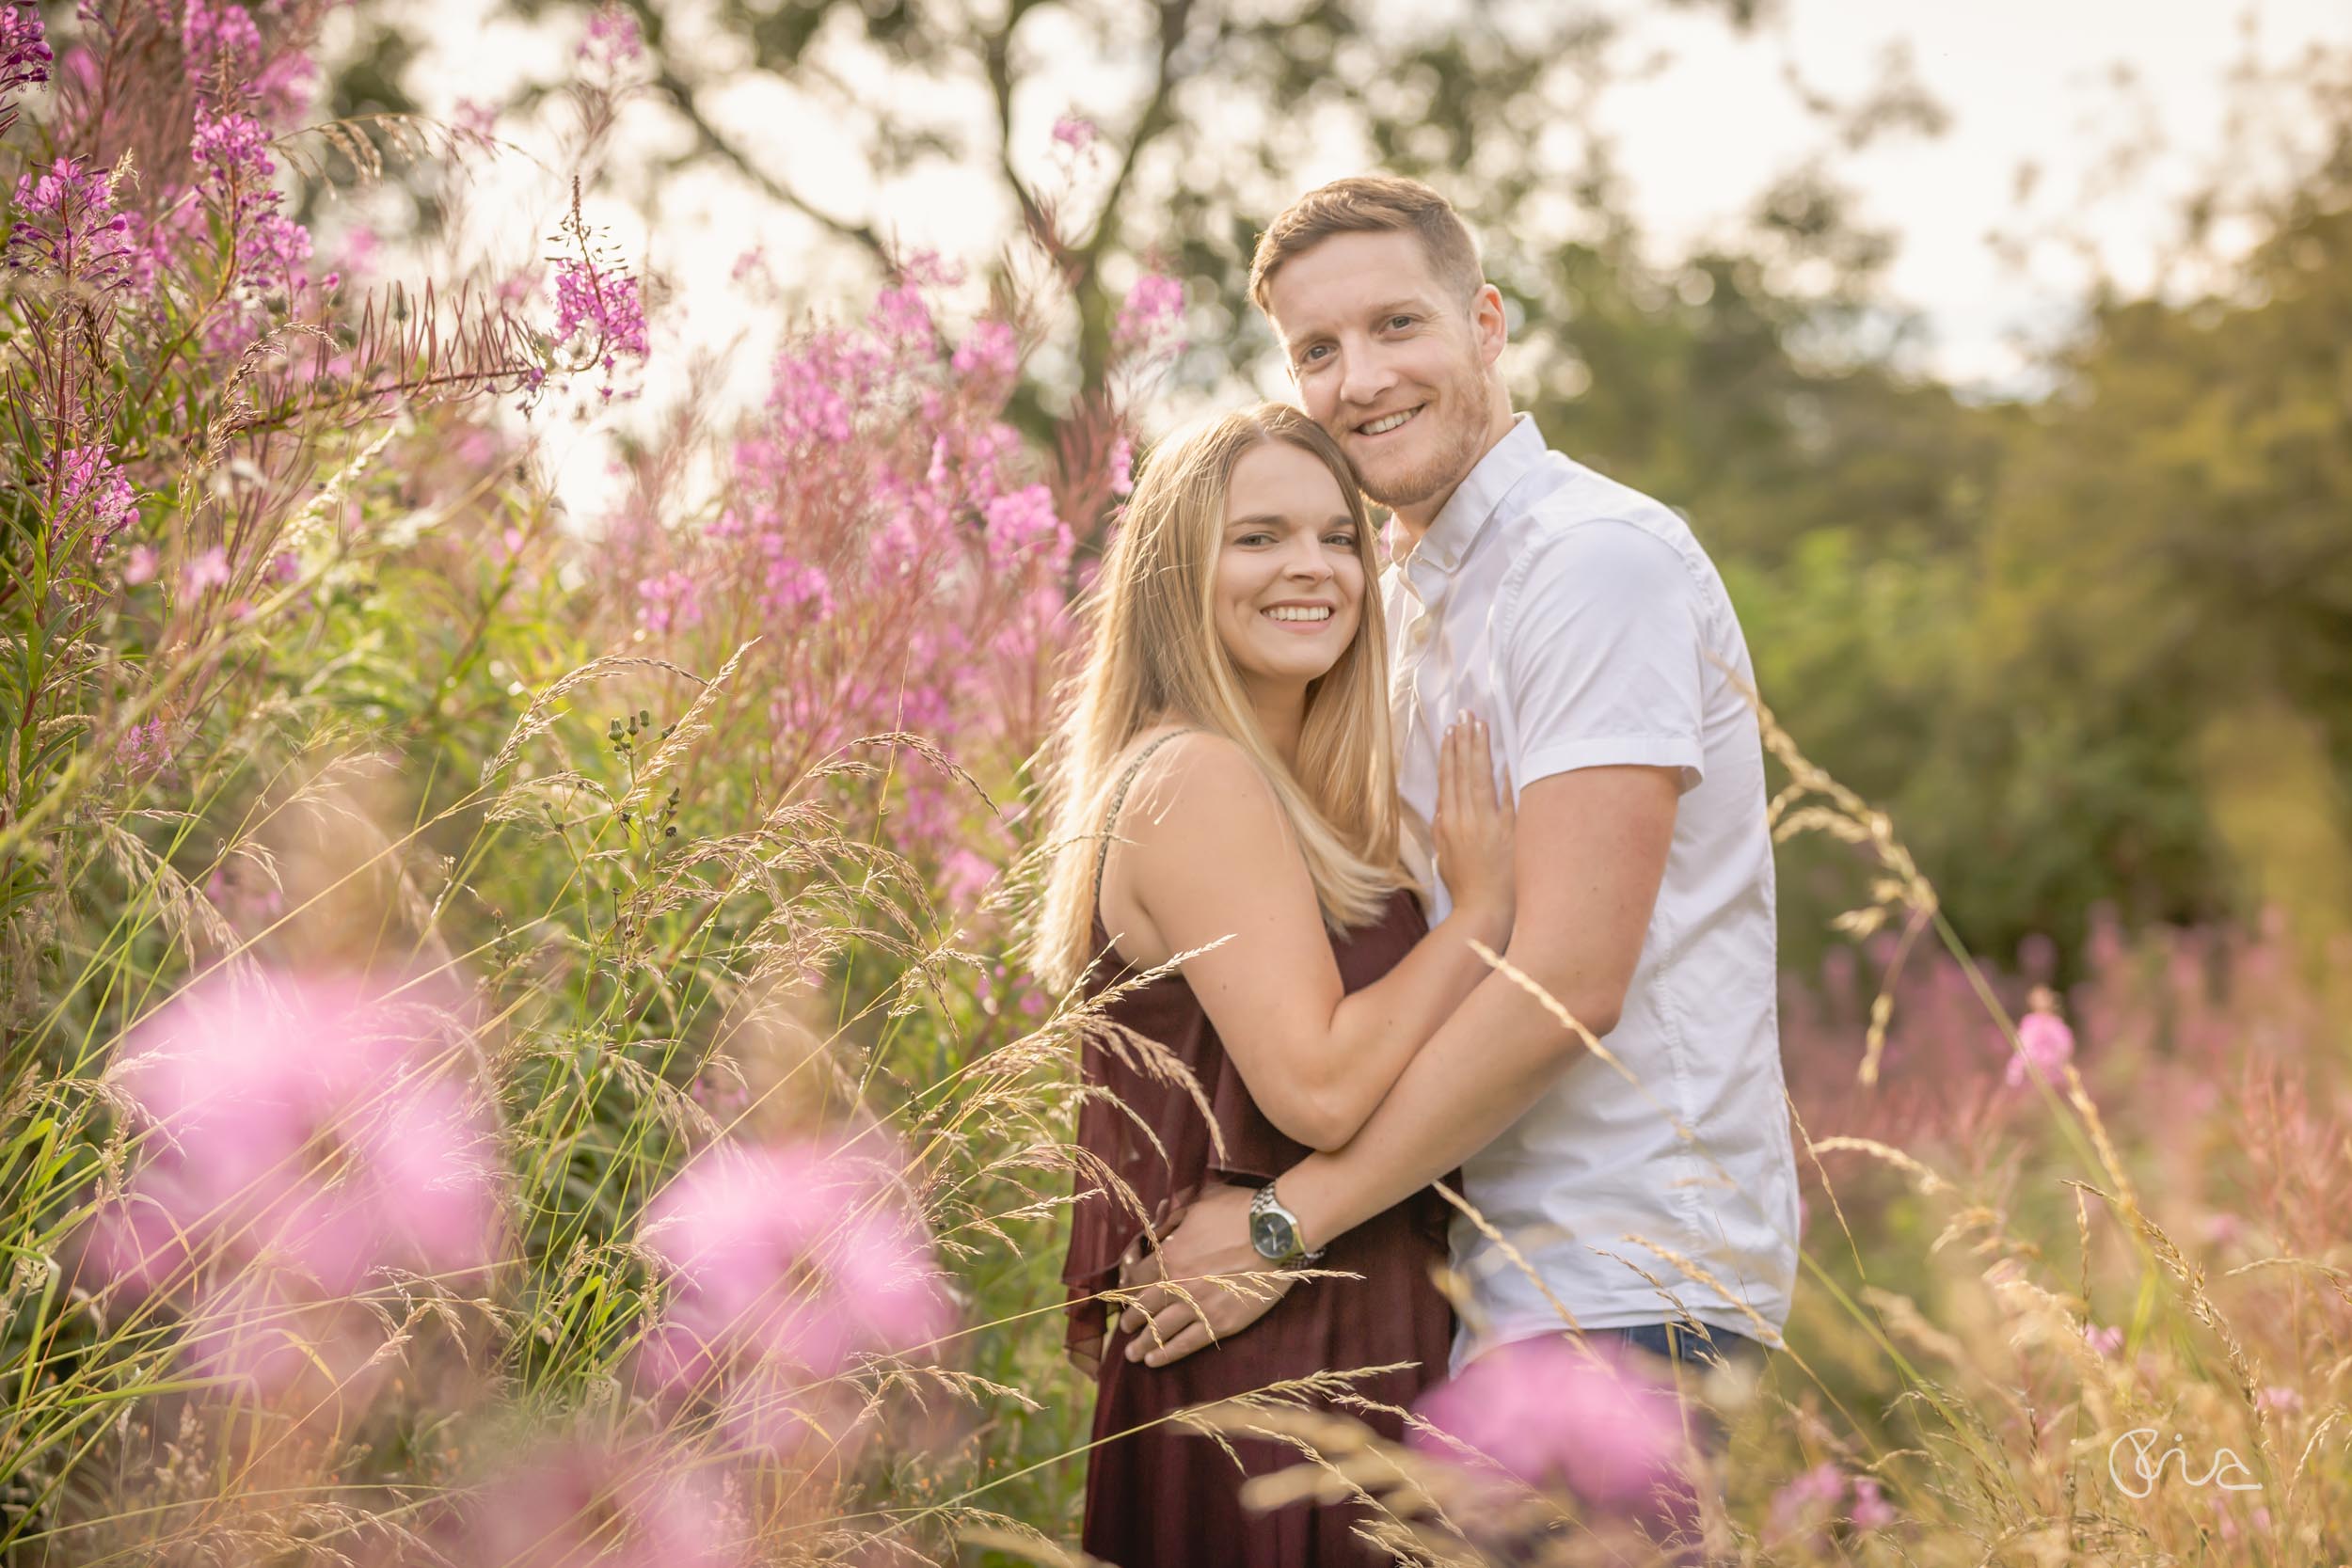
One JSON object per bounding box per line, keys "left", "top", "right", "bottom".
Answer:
{"left": 1104, "top": 721, "right": 1513, "bottom": 1152}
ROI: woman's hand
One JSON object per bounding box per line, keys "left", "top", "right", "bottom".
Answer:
{"left": 1433, "top": 713, "right": 1515, "bottom": 936}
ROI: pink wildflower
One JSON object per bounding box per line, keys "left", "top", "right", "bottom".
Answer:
{"left": 453, "top": 1441, "right": 745, "bottom": 1568}
{"left": 246, "top": 45, "right": 316, "bottom": 124}
{"left": 636, "top": 568, "right": 702, "bottom": 635}
{"left": 190, "top": 104, "right": 274, "bottom": 185}
{"left": 981, "top": 483, "right": 1068, "bottom": 573}
{"left": 868, "top": 280, "right": 933, "bottom": 350}
{"left": 54, "top": 445, "right": 136, "bottom": 556}
{"left": 642, "top": 1139, "right": 950, "bottom": 1365}
{"left": 1107, "top": 433, "right": 1134, "bottom": 498}
{"left": 6, "top": 157, "right": 135, "bottom": 287}
{"left": 334, "top": 221, "right": 380, "bottom": 279}
{"left": 191, "top": 107, "right": 312, "bottom": 293}
{"left": 949, "top": 318, "right": 1018, "bottom": 385}
{"left": 767, "top": 333, "right": 874, "bottom": 446}
{"left": 174, "top": 1272, "right": 386, "bottom": 1400}
{"left": 1850, "top": 1474, "right": 1897, "bottom": 1530}
{"left": 452, "top": 97, "right": 499, "bottom": 139}
{"left": 940, "top": 847, "right": 993, "bottom": 907}
{"left": 1412, "top": 1336, "right": 1687, "bottom": 1508}
{"left": 759, "top": 554, "right": 832, "bottom": 620}
{"left": 2257, "top": 1385, "right": 2301, "bottom": 1413}
{"left": 579, "top": 2, "right": 644, "bottom": 71}
{"left": 1114, "top": 271, "right": 1184, "bottom": 349}
{"left": 84, "top": 971, "right": 501, "bottom": 1309}
{"left": 897, "top": 249, "right": 963, "bottom": 290}
{"left": 181, "top": 0, "right": 263, "bottom": 95}
{"left": 1769, "top": 1461, "right": 1848, "bottom": 1538}
{"left": 1, "top": 1, "right": 53, "bottom": 119}
{"left": 637, "top": 1138, "right": 950, "bottom": 1431}
{"left": 183, "top": 546, "right": 230, "bottom": 594}
{"left": 1050, "top": 114, "right": 1096, "bottom": 154}
{"left": 2083, "top": 1322, "right": 2124, "bottom": 1357}
{"left": 2004, "top": 1007, "right": 2075, "bottom": 1088}
{"left": 552, "top": 257, "right": 649, "bottom": 388}
{"left": 113, "top": 718, "right": 173, "bottom": 777}
{"left": 113, "top": 206, "right": 182, "bottom": 297}
{"left": 121, "top": 544, "right": 158, "bottom": 586}
{"left": 267, "top": 549, "right": 299, "bottom": 584}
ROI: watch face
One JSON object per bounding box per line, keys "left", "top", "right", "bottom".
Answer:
{"left": 1250, "top": 1209, "right": 1292, "bottom": 1259}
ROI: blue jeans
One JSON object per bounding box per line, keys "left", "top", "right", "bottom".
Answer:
{"left": 1601, "top": 1322, "right": 1760, "bottom": 1563}
{"left": 1606, "top": 1319, "right": 1761, "bottom": 1371}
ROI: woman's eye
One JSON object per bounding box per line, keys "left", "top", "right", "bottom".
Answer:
{"left": 1300, "top": 344, "right": 1330, "bottom": 365}
{"left": 1326, "top": 533, "right": 1359, "bottom": 549}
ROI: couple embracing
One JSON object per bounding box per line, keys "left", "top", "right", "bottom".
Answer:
{"left": 1032, "top": 177, "right": 1801, "bottom": 1563}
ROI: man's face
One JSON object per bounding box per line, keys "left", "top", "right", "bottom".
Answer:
{"left": 1263, "top": 230, "right": 1502, "bottom": 519}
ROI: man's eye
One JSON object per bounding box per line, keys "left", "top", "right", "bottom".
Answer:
{"left": 1387, "top": 315, "right": 1415, "bottom": 330}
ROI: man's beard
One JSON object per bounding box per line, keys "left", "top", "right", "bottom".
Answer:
{"left": 1353, "top": 403, "right": 1490, "bottom": 514}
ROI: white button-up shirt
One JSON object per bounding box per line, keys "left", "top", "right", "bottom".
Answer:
{"left": 1387, "top": 414, "right": 1799, "bottom": 1367}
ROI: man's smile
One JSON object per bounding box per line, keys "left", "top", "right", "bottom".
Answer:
{"left": 1356, "top": 405, "right": 1422, "bottom": 437}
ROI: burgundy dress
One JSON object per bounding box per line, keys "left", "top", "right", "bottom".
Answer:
{"left": 1063, "top": 887, "right": 1457, "bottom": 1568}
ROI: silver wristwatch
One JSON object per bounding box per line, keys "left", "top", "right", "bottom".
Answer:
{"left": 1248, "top": 1182, "right": 1324, "bottom": 1264}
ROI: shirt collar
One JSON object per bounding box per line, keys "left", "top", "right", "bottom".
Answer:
{"left": 1393, "top": 412, "right": 1544, "bottom": 592}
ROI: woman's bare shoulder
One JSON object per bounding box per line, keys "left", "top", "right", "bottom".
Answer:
{"left": 1108, "top": 727, "right": 1273, "bottom": 844}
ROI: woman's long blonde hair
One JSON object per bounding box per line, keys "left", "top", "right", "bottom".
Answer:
{"left": 1029, "top": 404, "right": 1407, "bottom": 992}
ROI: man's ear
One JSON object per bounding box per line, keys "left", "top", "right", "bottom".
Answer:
{"left": 1471, "top": 282, "right": 1508, "bottom": 368}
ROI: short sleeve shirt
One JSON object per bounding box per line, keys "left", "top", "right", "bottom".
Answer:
{"left": 1386, "top": 414, "right": 1800, "bottom": 1366}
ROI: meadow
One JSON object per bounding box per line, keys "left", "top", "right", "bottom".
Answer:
{"left": 3, "top": 3, "right": 2347, "bottom": 1563}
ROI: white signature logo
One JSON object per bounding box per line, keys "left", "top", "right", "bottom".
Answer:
{"left": 2108, "top": 1429, "right": 2262, "bottom": 1497}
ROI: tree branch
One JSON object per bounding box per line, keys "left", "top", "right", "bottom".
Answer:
{"left": 653, "top": 64, "right": 892, "bottom": 268}
{"left": 1077, "top": 0, "right": 1203, "bottom": 270}
{"left": 981, "top": 0, "right": 1053, "bottom": 252}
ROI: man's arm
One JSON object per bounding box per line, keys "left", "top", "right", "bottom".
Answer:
{"left": 1116, "top": 764, "right": 1677, "bottom": 1365}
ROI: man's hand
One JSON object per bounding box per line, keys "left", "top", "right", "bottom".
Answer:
{"left": 1114, "top": 1182, "right": 1291, "bottom": 1367}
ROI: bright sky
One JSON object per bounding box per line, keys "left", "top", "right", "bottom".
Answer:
{"left": 1587, "top": 0, "right": 2352, "bottom": 385}
{"left": 351, "top": 0, "right": 2352, "bottom": 501}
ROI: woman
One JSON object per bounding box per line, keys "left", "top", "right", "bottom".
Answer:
{"left": 1034, "top": 404, "right": 1514, "bottom": 1565}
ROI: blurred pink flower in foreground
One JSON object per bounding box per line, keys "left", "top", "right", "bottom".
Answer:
{"left": 1770, "top": 1461, "right": 1897, "bottom": 1539}
{"left": 183, "top": 546, "right": 230, "bottom": 594}
{"left": 2004, "top": 1007, "right": 2075, "bottom": 1088}
{"left": 85, "top": 972, "right": 501, "bottom": 1320}
{"left": 453, "top": 1441, "right": 744, "bottom": 1568}
{"left": 2083, "top": 1322, "right": 2125, "bottom": 1357}
{"left": 1412, "top": 1336, "right": 1686, "bottom": 1508}
{"left": 637, "top": 1138, "right": 950, "bottom": 1449}
{"left": 1850, "top": 1475, "right": 1896, "bottom": 1529}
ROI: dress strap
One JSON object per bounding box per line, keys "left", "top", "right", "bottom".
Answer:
{"left": 1092, "top": 730, "right": 1195, "bottom": 912}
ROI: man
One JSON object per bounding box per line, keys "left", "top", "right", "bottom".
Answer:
{"left": 1118, "top": 177, "right": 1799, "bottom": 1400}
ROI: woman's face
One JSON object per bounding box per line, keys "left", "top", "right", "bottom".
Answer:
{"left": 1211, "top": 441, "right": 1366, "bottom": 696}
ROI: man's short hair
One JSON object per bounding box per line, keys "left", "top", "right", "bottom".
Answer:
{"left": 1248, "top": 176, "right": 1485, "bottom": 314}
